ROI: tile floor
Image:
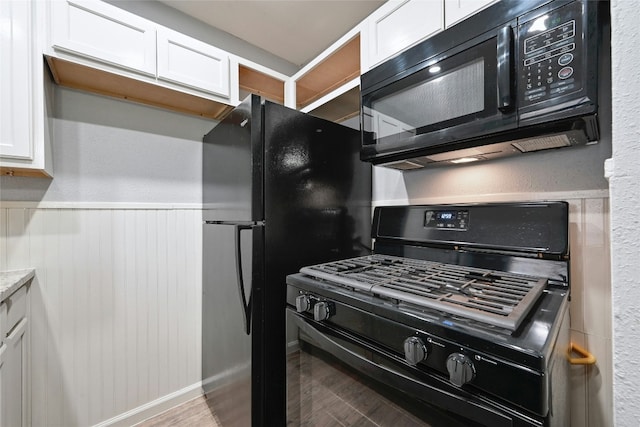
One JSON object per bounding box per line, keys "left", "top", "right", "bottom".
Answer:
{"left": 136, "top": 347, "right": 470, "bottom": 426}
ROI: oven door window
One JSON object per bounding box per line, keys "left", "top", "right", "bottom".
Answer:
{"left": 362, "top": 36, "right": 517, "bottom": 155}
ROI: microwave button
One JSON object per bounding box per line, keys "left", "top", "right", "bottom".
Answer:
{"left": 550, "top": 84, "right": 575, "bottom": 95}
{"left": 558, "top": 53, "right": 574, "bottom": 66}
{"left": 550, "top": 78, "right": 575, "bottom": 89}
{"left": 558, "top": 67, "right": 574, "bottom": 80}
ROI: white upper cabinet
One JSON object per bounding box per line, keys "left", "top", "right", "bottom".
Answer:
{"left": 0, "top": 0, "right": 32, "bottom": 160}
{"left": 51, "top": 0, "right": 156, "bottom": 76}
{"left": 362, "top": 0, "right": 444, "bottom": 72}
{"left": 157, "top": 28, "right": 230, "bottom": 98}
{"left": 48, "top": 0, "right": 233, "bottom": 111}
{"left": 0, "top": 0, "right": 53, "bottom": 177}
{"left": 444, "top": 0, "right": 499, "bottom": 28}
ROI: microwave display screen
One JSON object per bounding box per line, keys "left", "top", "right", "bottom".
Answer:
{"left": 370, "top": 58, "right": 485, "bottom": 141}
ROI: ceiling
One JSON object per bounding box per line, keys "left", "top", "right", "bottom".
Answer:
{"left": 159, "top": 0, "right": 385, "bottom": 68}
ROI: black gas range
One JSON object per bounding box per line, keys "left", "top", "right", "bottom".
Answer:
{"left": 286, "top": 202, "right": 570, "bottom": 427}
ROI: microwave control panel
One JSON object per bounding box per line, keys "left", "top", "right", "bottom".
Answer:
{"left": 518, "top": 1, "right": 583, "bottom": 107}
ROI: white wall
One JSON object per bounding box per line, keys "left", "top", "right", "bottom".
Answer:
{"left": 0, "top": 87, "right": 211, "bottom": 203}
{"left": 610, "top": 1, "right": 640, "bottom": 425}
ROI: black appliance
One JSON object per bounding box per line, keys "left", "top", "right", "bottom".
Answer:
{"left": 287, "top": 202, "right": 571, "bottom": 426}
{"left": 360, "top": 0, "right": 607, "bottom": 169}
{"left": 202, "top": 95, "right": 372, "bottom": 426}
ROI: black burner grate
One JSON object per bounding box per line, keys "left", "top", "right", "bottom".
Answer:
{"left": 300, "top": 254, "right": 547, "bottom": 331}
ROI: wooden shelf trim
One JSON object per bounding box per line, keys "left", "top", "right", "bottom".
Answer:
{"left": 308, "top": 85, "right": 361, "bottom": 123}
{"left": 46, "top": 56, "right": 234, "bottom": 120}
{"left": 296, "top": 35, "right": 360, "bottom": 110}
{"left": 1, "top": 166, "right": 52, "bottom": 178}
{"left": 239, "top": 65, "right": 285, "bottom": 104}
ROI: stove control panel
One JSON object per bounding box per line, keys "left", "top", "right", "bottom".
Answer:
{"left": 446, "top": 353, "right": 476, "bottom": 387}
{"left": 403, "top": 337, "right": 429, "bottom": 366}
{"left": 295, "top": 294, "right": 313, "bottom": 313}
{"left": 295, "top": 293, "right": 336, "bottom": 321}
{"left": 424, "top": 209, "right": 469, "bottom": 231}
{"left": 313, "top": 301, "right": 335, "bottom": 321}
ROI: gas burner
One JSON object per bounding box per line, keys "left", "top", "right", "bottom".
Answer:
{"left": 300, "top": 254, "right": 547, "bottom": 331}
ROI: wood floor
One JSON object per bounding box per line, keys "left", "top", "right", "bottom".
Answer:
{"left": 136, "top": 346, "right": 468, "bottom": 427}
{"left": 135, "top": 394, "right": 222, "bottom": 427}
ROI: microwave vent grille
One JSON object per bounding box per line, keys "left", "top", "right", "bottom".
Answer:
{"left": 512, "top": 135, "right": 571, "bottom": 153}
{"left": 382, "top": 160, "right": 425, "bottom": 170}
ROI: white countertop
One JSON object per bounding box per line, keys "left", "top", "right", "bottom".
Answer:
{"left": 0, "top": 269, "right": 34, "bottom": 302}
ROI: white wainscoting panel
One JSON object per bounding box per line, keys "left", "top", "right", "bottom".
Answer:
{"left": 0, "top": 205, "right": 203, "bottom": 426}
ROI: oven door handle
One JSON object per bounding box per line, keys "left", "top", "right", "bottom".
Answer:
{"left": 289, "top": 312, "right": 515, "bottom": 427}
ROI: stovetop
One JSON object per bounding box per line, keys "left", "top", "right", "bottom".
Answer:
{"left": 289, "top": 202, "right": 570, "bottom": 365}
{"left": 300, "top": 254, "right": 547, "bottom": 331}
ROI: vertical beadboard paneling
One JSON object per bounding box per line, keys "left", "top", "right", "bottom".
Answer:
{"left": 0, "top": 208, "right": 7, "bottom": 269}
{"left": 111, "top": 210, "right": 128, "bottom": 417}
{"left": 44, "top": 209, "right": 64, "bottom": 427}
{"left": 156, "top": 210, "right": 170, "bottom": 398}
{"left": 166, "top": 209, "right": 180, "bottom": 392}
{"left": 147, "top": 210, "right": 159, "bottom": 402}
{"left": 6, "top": 209, "right": 27, "bottom": 269}
{"left": 124, "top": 210, "right": 138, "bottom": 410}
{"left": 26, "top": 208, "right": 47, "bottom": 427}
{"left": 134, "top": 210, "right": 149, "bottom": 408}
{"left": 99, "top": 209, "right": 115, "bottom": 420}
{"left": 58, "top": 208, "right": 77, "bottom": 425}
{"left": 1, "top": 205, "right": 203, "bottom": 426}
{"left": 75, "top": 209, "right": 90, "bottom": 426}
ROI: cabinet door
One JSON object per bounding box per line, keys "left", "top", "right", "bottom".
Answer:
{"left": 365, "top": 0, "right": 444, "bottom": 70}
{"left": 0, "top": 0, "right": 33, "bottom": 160}
{"left": 51, "top": 0, "right": 156, "bottom": 75}
{"left": 444, "top": 0, "right": 498, "bottom": 28}
{"left": 1, "top": 319, "right": 27, "bottom": 427}
{"left": 157, "top": 28, "right": 230, "bottom": 98}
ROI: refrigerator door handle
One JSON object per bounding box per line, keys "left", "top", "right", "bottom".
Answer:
{"left": 235, "top": 224, "right": 254, "bottom": 335}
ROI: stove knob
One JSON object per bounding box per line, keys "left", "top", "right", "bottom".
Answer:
{"left": 295, "top": 295, "right": 311, "bottom": 312}
{"left": 446, "top": 353, "right": 476, "bottom": 387}
{"left": 403, "top": 337, "right": 428, "bottom": 366}
{"left": 313, "top": 301, "right": 334, "bottom": 321}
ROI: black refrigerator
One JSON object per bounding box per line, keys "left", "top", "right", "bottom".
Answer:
{"left": 202, "top": 95, "right": 372, "bottom": 426}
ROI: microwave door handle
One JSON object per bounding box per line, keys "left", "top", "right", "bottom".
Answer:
{"left": 497, "top": 25, "right": 514, "bottom": 113}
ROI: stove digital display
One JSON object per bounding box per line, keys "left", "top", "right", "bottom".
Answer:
{"left": 424, "top": 209, "right": 469, "bottom": 230}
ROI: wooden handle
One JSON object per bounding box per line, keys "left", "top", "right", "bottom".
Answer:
{"left": 569, "top": 342, "right": 597, "bottom": 365}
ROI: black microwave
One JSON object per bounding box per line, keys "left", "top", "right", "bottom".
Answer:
{"left": 360, "top": 0, "right": 606, "bottom": 170}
